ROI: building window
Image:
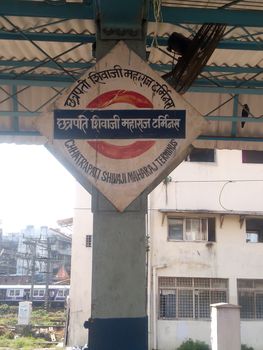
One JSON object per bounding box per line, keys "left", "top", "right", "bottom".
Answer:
{"left": 246, "top": 218, "right": 263, "bottom": 243}
{"left": 8, "top": 289, "right": 15, "bottom": 297}
{"left": 33, "top": 289, "right": 45, "bottom": 297}
{"left": 168, "top": 217, "right": 216, "bottom": 242}
{"left": 238, "top": 279, "right": 263, "bottom": 319}
{"left": 186, "top": 148, "right": 215, "bottom": 162}
{"left": 159, "top": 277, "right": 228, "bottom": 319}
{"left": 8, "top": 289, "right": 21, "bottom": 297}
{"left": 86, "top": 235, "right": 92, "bottom": 247}
{"left": 242, "top": 150, "right": 263, "bottom": 164}
{"left": 57, "top": 290, "right": 64, "bottom": 297}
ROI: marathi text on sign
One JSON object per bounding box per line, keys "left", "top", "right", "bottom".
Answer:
{"left": 54, "top": 109, "right": 186, "bottom": 139}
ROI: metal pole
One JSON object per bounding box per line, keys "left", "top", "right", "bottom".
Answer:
{"left": 45, "top": 237, "right": 51, "bottom": 311}
{"left": 30, "top": 242, "right": 36, "bottom": 303}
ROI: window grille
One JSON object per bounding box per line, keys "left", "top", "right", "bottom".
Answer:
{"left": 177, "top": 277, "right": 192, "bottom": 287}
{"left": 238, "top": 279, "right": 263, "bottom": 319}
{"left": 86, "top": 235, "right": 92, "bottom": 247}
{"left": 194, "top": 278, "right": 210, "bottom": 288}
{"left": 159, "top": 277, "right": 228, "bottom": 319}
{"left": 159, "top": 277, "right": 176, "bottom": 288}
{"left": 160, "top": 289, "right": 176, "bottom": 318}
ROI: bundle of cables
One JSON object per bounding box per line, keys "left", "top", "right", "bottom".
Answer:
{"left": 162, "top": 24, "right": 226, "bottom": 94}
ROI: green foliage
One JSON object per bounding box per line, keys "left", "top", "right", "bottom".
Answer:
{"left": 0, "top": 306, "right": 65, "bottom": 349}
{"left": 31, "top": 308, "right": 65, "bottom": 325}
{"left": 0, "top": 305, "right": 65, "bottom": 326}
{"left": 0, "top": 335, "right": 11, "bottom": 347}
{"left": 176, "top": 339, "right": 254, "bottom": 350}
{"left": 0, "top": 303, "right": 18, "bottom": 315}
{"left": 0, "top": 314, "right": 17, "bottom": 327}
{"left": 0, "top": 335, "right": 47, "bottom": 349}
{"left": 241, "top": 345, "right": 254, "bottom": 350}
{"left": 176, "top": 338, "right": 210, "bottom": 350}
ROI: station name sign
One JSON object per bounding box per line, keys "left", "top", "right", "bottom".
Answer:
{"left": 35, "top": 41, "right": 207, "bottom": 211}
{"left": 54, "top": 109, "right": 186, "bottom": 139}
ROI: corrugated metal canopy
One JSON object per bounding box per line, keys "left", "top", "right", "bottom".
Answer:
{"left": 0, "top": 0, "right": 262, "bottom": 150}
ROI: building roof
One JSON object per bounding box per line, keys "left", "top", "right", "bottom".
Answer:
{"left": 0, "top": 1, "right": 263, "bottom": 149}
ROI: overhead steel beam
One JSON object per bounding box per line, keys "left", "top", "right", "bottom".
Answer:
{"left": 150, "top": 6, "right": 263, "bottom": 27}
{"left": 0, "top": 77, "right": 70, "bottom": 87}
{"left": 146, "top": 37, "right": 263, "bottom": 51}
{"left": 1, "top": 2, "right": 263, "bottom": 29}
{"left": 1, "top": 59, "right": 261, "bottom": 76}
{"left": 0, "top": 31, "right": 262, "bottom": 51}
{"left": 96, "top": 0, "right": 149, "bottom": 40}
{"left": 0, "top": 0, "right": 94, "bottom": 19}
{"left": 194, "top": 79, "right": 263, "bottom": 88}
{"left": 0, "top": 59, "right": 94, "bottom": 70}
{"left": 217, "top": 40, "right": 263, "bottom": 51}
{"left": 0, "top": 111, "right": 41, "bottom": 117}
{"left": 0, "top": 30, "right": 96, "bottom": 43}
{"left": 202, "top": 66, "right": 263, "bottom": 74}
{"left": 151, "top": 63, "right": 263, "bottom": 75}
{"left": 198, "top": 135, "right": 263, "bottom": 142}
{"left": 0, "top": 77, "right": 262, "bottom": 95}
{"left": 4, "top": 73, "right": 263, "bottom": 87}
{"left": 189, "top": 86, "right": 263, "bottom": 94}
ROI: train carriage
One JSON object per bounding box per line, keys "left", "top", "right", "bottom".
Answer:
{"left": 0, "top": 284, "right": 69, "bottom": 306}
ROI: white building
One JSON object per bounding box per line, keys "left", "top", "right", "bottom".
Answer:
{"left": 68, "top": 148, "right": 263, "bottom": 350}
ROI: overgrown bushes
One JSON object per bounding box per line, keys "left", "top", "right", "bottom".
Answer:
{"left": 0, "top": 303, "right": 17, "bottom": 315}
{"left": 176, "top": 339, "right": 210, "bottom": 350}
{"left": 176, "top": 339, "right": 254, "bottom": 350}
{"left": 0, "top": 335, "right": 47, "bottom": 349}
{"left": 241, "top": 345, "right": 254, "bottom": 350}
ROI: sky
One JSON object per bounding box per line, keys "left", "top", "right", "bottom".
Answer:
{"left": 0, "top": 143, "right": 76, "bottom": 233}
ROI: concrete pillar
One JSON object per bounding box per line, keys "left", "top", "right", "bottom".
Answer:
{"left": 18, "top": 301, "right": 32, "bottom": 325}
{"left": 211, "top": 303, "right": 241, "bottom": 350}
{"left": 85, "top": 189, "right": 148, "bottom": 350}
{"left": 84, "top": 16, "right": 149, "bottom": 347}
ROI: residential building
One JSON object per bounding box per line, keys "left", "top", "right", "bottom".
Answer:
{"left": 68, "top": 184, "right": 93, "bottom": 346}
{"left": 148, "top": 148, "right": 263, "bottom": 350}
{"left": 0, "top": 229, "right": 19, "bottom": 276}
{"left": 68, "top": 148, "right": 263, "bottom": 350}
{"left": 16, "top": 225, "right": 71, "bottom": 284}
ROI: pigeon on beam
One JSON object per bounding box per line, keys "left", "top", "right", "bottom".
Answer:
{"left": 241, "top": 104, "right": 250, "bottom": 128}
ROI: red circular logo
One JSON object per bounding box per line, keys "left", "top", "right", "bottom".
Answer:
{"left": 87, "top": 90, "right": 155, "bottom": 159}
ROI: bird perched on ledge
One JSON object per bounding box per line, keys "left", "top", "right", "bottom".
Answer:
{"left": 241, "top": 104, "right": 250, "bottom": 128}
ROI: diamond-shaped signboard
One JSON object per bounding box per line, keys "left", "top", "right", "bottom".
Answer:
{"left": 36, "top": 41, "right": 207, "bottom": 211}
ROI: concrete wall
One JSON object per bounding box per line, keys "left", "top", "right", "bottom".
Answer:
{"left": 150, "top": 149, "right": 263, "bottom": 212}
{"left": 68, "top": 182, "right": 92, "bottom": 347}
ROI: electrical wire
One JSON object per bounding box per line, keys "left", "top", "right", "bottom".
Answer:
{"left": 171, "top": 179, "right": 263, "bottom": 183}
{"left": 150, "top": 0, "right": 163, "bottom": 49}
{"left": 218, "top": 180, "right": 234, "bottom": 211}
